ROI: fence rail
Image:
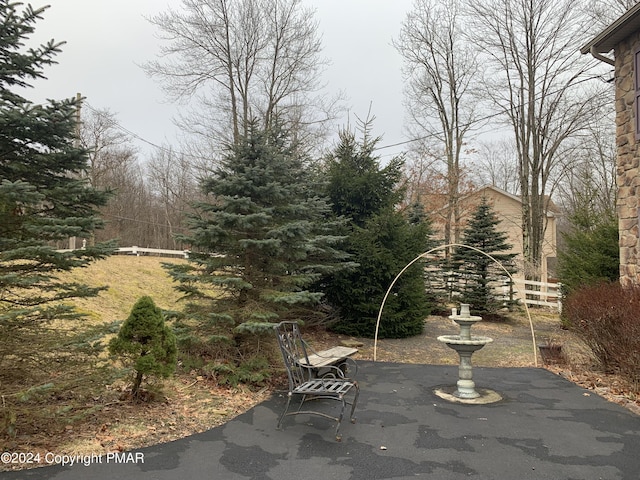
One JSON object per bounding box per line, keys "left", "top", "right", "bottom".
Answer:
{"left": 58, "top": 244, "right": 190, "bottom": 258}
{"left": 116, "top": 246, "right": 189, "bottom": 258}
{"left": 426, "top": 269, "right": 563, "bottom": 312}
{"left": 507, "top": 278, "right": 562, "bottom": 312}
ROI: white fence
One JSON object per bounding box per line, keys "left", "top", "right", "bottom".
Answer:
{"left": 429, "top": 269, "right": 563, "bottom": 312}
{"left": 505, "top": 278, "right": 562, "bottom": 312}
{"left": 58, "top": 242, "right": 190, "bottom": 258}
{"left": 116, "top": 246, "right": 189, "bottom": 258}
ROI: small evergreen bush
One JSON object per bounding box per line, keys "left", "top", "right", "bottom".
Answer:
{"left": 109, "top": 296, "right": 177, "bottom": 399}
{"left": 563, "top": 282, "right": 640, "bottom": 386}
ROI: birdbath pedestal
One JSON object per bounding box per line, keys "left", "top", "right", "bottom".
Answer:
{"left": 437, "top": 304, "right": 493, "bottom": 399}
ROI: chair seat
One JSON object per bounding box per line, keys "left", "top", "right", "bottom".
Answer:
{"left": 293, "top": 378, "right": 355, "bottom": 396}
{"left": 301, "top": 346, "right": 359, "bottom": 368}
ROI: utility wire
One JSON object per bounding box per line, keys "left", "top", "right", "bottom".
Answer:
{"left": 374, "top": 72, "right": 610, "bottom": 152}
{"left": 90, "top": 71, "right": 608, "bottom": 231}
{"left": 102, "top": 212, "right": 183, "bottom": 229}
{"left": 83, "top": 101, "right": 211, "bottom": 162}
{"left": 83, "top": 71, "right": 609, "bottom": 159}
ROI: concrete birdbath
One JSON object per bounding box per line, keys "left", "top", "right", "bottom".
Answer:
{"left": 437, "top": 304, "right": 494, "bottom": 400}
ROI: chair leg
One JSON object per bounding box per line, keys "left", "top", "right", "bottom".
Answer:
{"left": 278, "top": 387, "right": 357, "bottom": 442}
{"left": 278, "top": 393, "right": 293, "bottom": 429}
{"left": 334, "top": 395, "right": 347, "bottom": 442}
{"left": 296, "top": 394, "right": 307, "bottom": 412}
{"left": 349, "top": 384, "right": 359, "bottom": 424}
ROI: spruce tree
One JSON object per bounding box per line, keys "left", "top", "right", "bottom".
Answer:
{"left": 326, "top": 127, "right": 403, "bottom": 227}
{"left": 451, "top": 197, "right": 516, "bottom": 315}
{"left": 0, "top": 3, "right": 112, "bottom": 374}
{"left": 323, "top": 125, "right": 434, "bottom": 338}
{"left": 109, "top": 296, "right": 177, "bottom": 399}
{"left": 166, "top": 124, "right": 351, "bottom": 350}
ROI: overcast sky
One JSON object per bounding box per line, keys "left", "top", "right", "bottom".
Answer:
{"left": 25, "top": 0, "right": 414, "bottom": 160}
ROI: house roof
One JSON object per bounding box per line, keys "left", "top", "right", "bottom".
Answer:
{"left": 580, "top": 3, "right": 640, "bottom": 55}
{"left": 480, "top": 185, "right": 559, "bottom": 217}
{"left": 478, "top": 185, "right": 522, "bottom": 206}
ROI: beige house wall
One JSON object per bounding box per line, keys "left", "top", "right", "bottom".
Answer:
{"left": 615, "top": 31, "right": 640, "bottom": 286}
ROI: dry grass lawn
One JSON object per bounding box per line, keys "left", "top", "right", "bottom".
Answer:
{"left": 57, "top": 254, "right": 187, "bottom": 324}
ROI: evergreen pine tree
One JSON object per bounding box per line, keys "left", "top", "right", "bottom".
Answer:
{"left": 323, "top": 125, "right": 435, "bottom": 338}
{"left": 557, "top": 214, "right": 619, "bottom": 293}
{"left": 0, "top": 3, "right": 113, "bottom": 373}
{"left": 109, "top": 296, "right": 177, "bottom": 399}
{"left": 166, "top": 124, "right": 352, "bottom": 349}
{"left": 326, "top": 127, "right": 403, "bottom": 227}
{"left": 451, "top": 197, "right": 517, "bottom": 315}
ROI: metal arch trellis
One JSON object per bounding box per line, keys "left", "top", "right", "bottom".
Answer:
{"left": 373, "top": 243, "right": 538, "bottom": 367}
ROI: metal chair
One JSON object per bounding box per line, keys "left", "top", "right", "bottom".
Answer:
{"left": 273, "top": 321, "right": 359, "bottom": 441}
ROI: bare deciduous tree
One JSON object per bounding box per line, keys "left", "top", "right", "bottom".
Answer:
{"left": 465, "top": 0, "right": 606, "bottom": 279}
{"left": 80, "top": 107, "right": 136, "bottom": 189}
{"left": 584, "top": 0, "right": 637, "bottom": 31}
{"left": 145, "top": 0, "right": 335, "bottom": 153}
{"left": 395, "top": 0, "right": 480, "bottom": 251}
{"left": 401, "top": 149, "right": 439, "bottom": 209}
{"left": 80, "top": 107, "right": 155, "bottom": 247}
{"left": 146, "top": 147, "right": 200, "bottom": 249}
{"left": 556, "top": 117, "right": 617, "bottom": 226}
{"left": 470, "top": 139, "right": 520, "bottom": 196}
{"left": 102, "top": 158, "right": 151, "bottom": 246}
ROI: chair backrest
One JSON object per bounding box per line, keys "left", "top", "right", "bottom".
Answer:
{"left": 274, "top": 321, "right": 312, "bottom": 388}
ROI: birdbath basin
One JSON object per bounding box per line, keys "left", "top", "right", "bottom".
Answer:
{"left": 438, "top": 335, "right": 494, "bottom": 353}
{"left": 437, "top": 304, "right": 493, "bottom": 399}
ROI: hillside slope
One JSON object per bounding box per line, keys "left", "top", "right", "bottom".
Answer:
{"left": 59, "top": 255, "right": 186, "bottom": 323}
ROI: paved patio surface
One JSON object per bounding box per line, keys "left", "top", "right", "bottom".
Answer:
{"left": 3, "top": 361, "right": 640, "bottom": 480}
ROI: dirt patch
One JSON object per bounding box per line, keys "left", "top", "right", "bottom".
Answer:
{"left": 1, "top": 375, "right": 272, "bottom": 472}
{"left": 306, "top": 312, "right": 580, "bottom": 367}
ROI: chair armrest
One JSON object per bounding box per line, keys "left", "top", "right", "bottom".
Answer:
{"left": 338, "top": 356, "right": 358, "bottom": 378}
{"left": 315, "top": 364, "right": 349, "bottom": 380}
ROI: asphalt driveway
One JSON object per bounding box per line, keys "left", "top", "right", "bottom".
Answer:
{"left": 3, "top": 362, "right": 639, "bottom": 480}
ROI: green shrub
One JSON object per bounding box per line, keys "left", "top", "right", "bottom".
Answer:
{"left": 563, "top": 282, "right": 640, "bottom": 387}
{"left": 327, "top": 208, "right": 433, "bottom": 338}
{"left": 109, "top": 296, "right": 177, "bottom": 399}
{"left": 202, "top": 357, "right": 271, "bottom": 387}
{"left": 558, "top": 216, "right": 619, "bottom": 293}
